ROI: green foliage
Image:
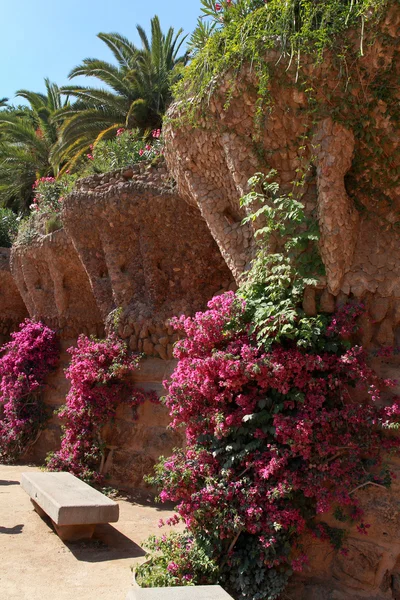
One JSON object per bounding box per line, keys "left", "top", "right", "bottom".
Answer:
{"left": 0, "top": 208, "right": 18, "bottom": 247}
{"left": 87, "top": 129, "right": 163, "bottom": 173}
{"left": 32, "top": 174, "right": 76, "bottom": 214}
{"left": 238, "top": 171, "right": 326, "bottom": 350}
{"left": 45, "top": 214, "right": 63, "bottom": 234}
{"left": 15, "top": 215, "right": 38, "bottom": 246}
{"left": 187, "top": 19, "right": 217, "bottom": 56}
{"left": 54, "top": 17, "right": 187, "bottom": 170}
{"left": 106, "top": 306, "right": 123, "bottom": 334}
{"left": 135, "top": 532, "right": 219, "bottom": 588}
{"left": 0, "top": 79, "right": 69, "bottom": 212}
{"left": 177, "top": 0, "right": 389, "bottom": 122}
{"left": 222, "top": 534, "right": 291, "bottom": 600}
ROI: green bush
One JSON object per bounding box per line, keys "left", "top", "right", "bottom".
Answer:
{"left": 0, "top": 208, "right": 19, "bottom": 247}
{"left": 135, "top": 532, "right": 219, "bottom": 588}
{"left": 31, "top": 174, "right": 77, "bottom": 215}
{"left": 179, "top": 0, "right": 389, "bottom": 120}
{"left": 86, "top": 128, "right": 163, "bottom": 173}
{"left": 15, "top": 216, "right": 38, "bottom": 246}
{"left": 45, "top": 214, "right": 63, "bottom": 235}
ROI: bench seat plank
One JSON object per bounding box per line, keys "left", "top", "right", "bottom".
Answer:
{"left": 21, "top": 471, "right": 119, "bottom": 526}
{"left": 126, "top": 586, "right": 234, "bottom": 599}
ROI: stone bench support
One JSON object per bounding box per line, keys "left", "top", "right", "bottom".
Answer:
{"left": 126, "top": 586, "right": 234, "bottom": 599}
{"left": 21, "top": 471, "right": 119, "bottom": 541}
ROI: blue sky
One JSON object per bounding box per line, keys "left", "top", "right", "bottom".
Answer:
{"left": 1, "top": 0, "right": 202, "bottom": 104}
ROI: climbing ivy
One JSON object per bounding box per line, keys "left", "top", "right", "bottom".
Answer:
{"left": 177, "top": 0, "right": 390, "bottom": 121}
{"left": 237, "top": 170, "right": 326, "bottom": 350}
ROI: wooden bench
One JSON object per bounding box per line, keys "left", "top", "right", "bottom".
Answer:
{"left": 21, "top": 471, "right": 119, "bottom": 541}
{"left": 126, "top": 587, "right": 234, "bottom": 599}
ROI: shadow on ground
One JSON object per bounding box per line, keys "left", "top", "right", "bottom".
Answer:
{"left": 66, "top": 524, "right": 146, "bottom": 563}
{"left": 0, "top": 479, "right": 19, "bottom": 486}
{"left": 115, "top": 488, "right": 175, "bottom": 513}
{"left": 33, "top": 508, "right": 145, "bottom": 563}
{"left": 0, "top": 524, "right": 24, "bottom": 534}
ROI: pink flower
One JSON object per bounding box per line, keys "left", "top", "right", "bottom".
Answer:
{"left": 87, "top": 154, "right": 93, "bottom": 160}
{"left": 139, "top": 149, "right": 144, "bottom": 156}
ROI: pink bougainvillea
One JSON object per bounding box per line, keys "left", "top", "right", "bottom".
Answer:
{"left": 149, "top": 292, "right": 400, "bottom": 597}
{"left": 47, "top": 333, "right": 155, "bottom": 483}
{"left": 0, "top": 319, "right": 59, "bottom": 462}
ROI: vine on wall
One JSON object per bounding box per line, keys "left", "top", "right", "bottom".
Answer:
{"left": 46, "top": 333, "right": 156, "bottom": 483}
{"left": 178, "top": 0, "right": 390, "bottom": 117}
{"left": 0, "top": 319, "right": 59, "bottom": 463}
{"left": 142, "top": 174, "right": 400, "bottom": 599}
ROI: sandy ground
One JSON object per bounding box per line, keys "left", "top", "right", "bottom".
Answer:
{"left": 0, "top": 464, "right": 178, "bottom": 600}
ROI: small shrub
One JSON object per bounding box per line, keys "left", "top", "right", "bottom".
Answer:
{"left": 45, "top": 213, "right": 63, "bottom": 235}
{"left": 135, "top": 532, "right": 219, "bottom": 588}
{"left": 87, "top": 128, "right": 163, "bottom": 173}
{"left": 15, "top": 215, "right": 38, "bottom": 245}
{"left": 30, "top": 174, "right": 77, "bottom": 215}
{"left": 0, "top": 208, "right": 18, "bottom": 247}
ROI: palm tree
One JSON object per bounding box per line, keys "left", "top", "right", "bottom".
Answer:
{"left": 0, "top": 80, "right": 68, "bottom": 211}
{"left": 53, "top": 16, "right": 187, "bottom": 168}
{"left": 0, "top": 98, "right": 8, "bottom": 109}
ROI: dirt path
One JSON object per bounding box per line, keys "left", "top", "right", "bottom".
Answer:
{"left": 0, "top": 464, "right": 177, "bottom": 600}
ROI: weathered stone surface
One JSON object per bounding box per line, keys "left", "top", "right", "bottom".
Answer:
{"left": 303, "top": 286, "right": 317, "bottom": 316}
{"left": 127, "top": 586, "right": 234, "bottom": 600}
{"left": 62, "top": 162, "right": 234, "bottom": 358}
{"left": 313, "top": 119, "right": 358, "bottom": 296}
{"left": 320, "top": 289, "right": 336, "bottom": 313}
{"left": 101, "top": 358, "right": 183, "bottom": 489}
{"left": 11, "top": 229, "right": 103, "bottom": 339}
{"left": 331, "top": 540, "right": 385, "bottom": 589}
{"left": 26, "top": 341, "right": 76, "bottom": 463}
{"left": 21, "top": 471, "right": 119, "bottom": 525}
{"left": 0, "top": 247, "right": 28, "bottom": 339}
{"left": 164, "top": 6, "right": 400, "bottom": 347}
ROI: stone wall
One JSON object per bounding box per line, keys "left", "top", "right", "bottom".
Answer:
{"left": 102, "top": 358, "right": 182, "bottom": 489}
{"left": 164, "top": 5, "right": 400, "bottom": 349}
{"left": 62, "top": 160, "right": 234, "bottom": 360}
{"left": 0, "top": 248, "right": 28, "bottom": 341}
{"left": 0, "top": 6, "right": 399, "bottom": 594}
{"left": 162, "top": 6, "right": 400, "bottom": 598}
{"left": 11, "top": 229, "right": 104, "bottom": 339}
{"left": 8, "top": 161, "right": 233, "bottom": 488}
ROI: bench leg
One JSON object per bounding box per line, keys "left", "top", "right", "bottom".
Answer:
{"left": 52, "top": 522, "right": 96, "bottom": 542}
{"left": 31, "top": 499, "right": 47, "bottom": 519}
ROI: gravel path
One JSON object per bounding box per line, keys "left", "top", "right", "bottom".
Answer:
{"left": 0, "top": 464, "right": 176, "bottom": 600}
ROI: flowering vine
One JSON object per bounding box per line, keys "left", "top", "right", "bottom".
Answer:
{"left": 0, "top": 319, "right": 59, "bottom": 462}
{"left": 148, "top": 292, "right": 400, "bottom": 599}
{"left": 47, "top": 333, "right": 155, "bottom": 483}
